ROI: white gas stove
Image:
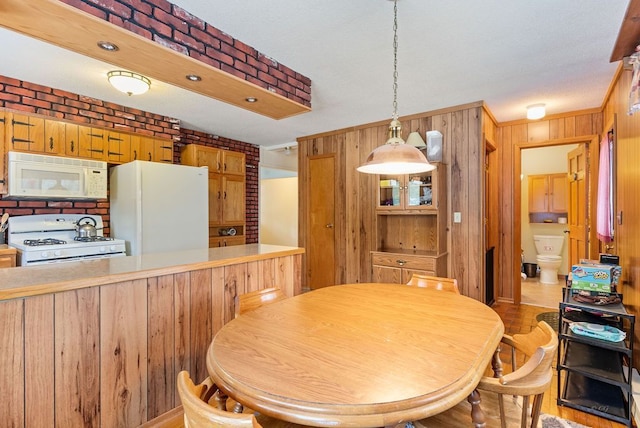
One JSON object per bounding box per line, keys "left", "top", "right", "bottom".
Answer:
{"left": 8, "top": 214, "right": 127, "bottom": 266}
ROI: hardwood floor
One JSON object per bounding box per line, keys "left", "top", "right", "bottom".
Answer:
{"left": 492, "top": 278, "right": 628, "bottom": 428}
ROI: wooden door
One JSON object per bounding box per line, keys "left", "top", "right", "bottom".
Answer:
{"left": 308, "top": 155, "right": 336, "bottom": 289}
{"left": 568, "top": 145, "right": 587, "bottom": 265}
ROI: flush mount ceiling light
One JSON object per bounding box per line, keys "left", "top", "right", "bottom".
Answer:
{"left": 526, "top": 103, "right": 546, "bottom": 120}
{"left": 97, "top": 41, "right": 119, "bottom": 52}
{"left": 357, "top": 0, "right": 434, "bottom": 175}
{"left": 107, "top": 70, "right": 151, "bottom": 96}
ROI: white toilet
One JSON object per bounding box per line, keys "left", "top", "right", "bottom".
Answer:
{"left": 533, "top": 235, "right": 565, "bottom": 285}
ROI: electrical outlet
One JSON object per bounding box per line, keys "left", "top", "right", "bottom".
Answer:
{"left": 454, "top": 212, "right": 462, "bottom": 223}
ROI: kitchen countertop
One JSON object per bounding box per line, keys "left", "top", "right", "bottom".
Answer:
{"left": 0, "top": 244, "right": 304, "bottom": 300}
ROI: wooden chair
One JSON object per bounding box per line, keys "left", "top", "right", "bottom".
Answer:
{"left": 405, "top": 274, "right": 460, "bottom": 294}
{"left": 177, "top": 371, "right": 310, "bottom": 428}
{"left": 413, "top": 320, "right": 558, "bottom": 428}
{"left": 235, "top": 287, "right": 287, "bottom": 317}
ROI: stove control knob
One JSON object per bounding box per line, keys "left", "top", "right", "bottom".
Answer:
{"left": 54, "top": 250, "right": 62, "bottom": 257}
{"left": 41, "top": 251, "right": 49, "bottom": 258}
{"left": 99, "top": 246, "right": 107, "bottom": 253}
{"left": 110, "top": 245, "right": 117, "bottom": 252}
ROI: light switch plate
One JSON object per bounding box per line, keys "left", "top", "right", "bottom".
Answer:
{"left": 454, "top": 212, "right": 462, "bottom": 223}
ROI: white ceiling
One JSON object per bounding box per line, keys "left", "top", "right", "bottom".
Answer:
{"left": 0, "top": 0, "right": 630, "bottom": 148}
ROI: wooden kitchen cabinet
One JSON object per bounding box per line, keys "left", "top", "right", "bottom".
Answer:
{"left": 77, "top": 125, "right": 106, "bottom": 159}
{"left": 0, "top": 245, "right": 17, "bottom": 268}
{"left": 372, "top": 165, "right": 448, "bottom": 282}
{"left": 181, "top": 144, "right": 246, "bottom": 247}
{"left": 153, "top": 138, "right": 174, "bottom": 163}
{"left": 43, "top": 119, "right": 65, "bottom": 155}
{"left": 528, "top": 173, "right": 568, "bottom": 223}
{"left": 0, "top": 111, "right": 6, "bottom": 193}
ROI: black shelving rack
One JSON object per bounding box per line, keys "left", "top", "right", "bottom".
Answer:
{"left": 557, "top": 289, "right": 635, "bottom": 427}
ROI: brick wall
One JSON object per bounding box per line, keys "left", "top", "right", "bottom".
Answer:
{"left": 178, "top": 129, "right": 259, "bottom": 244}
{"left": 0, "top": 75, "right": 259, "bottom": 243}
{"left": 61, "top": 0, "right": 312, "bottom": 108}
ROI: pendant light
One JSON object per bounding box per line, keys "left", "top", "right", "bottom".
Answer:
{"left": 357, "top": 0, "right": 434, "bottom": 175}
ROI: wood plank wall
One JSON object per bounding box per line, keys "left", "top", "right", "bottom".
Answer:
{"left": 495, "top": 110, "right": 602, "bottom": 303}
{"left": 601, "top": 65, "right": 640, "bottom": 368}
{"left": 0, "top": 254, "right": 301, "bottom": 427}
{"left": 298, "top": 102, "right": 491, "bottom": 301}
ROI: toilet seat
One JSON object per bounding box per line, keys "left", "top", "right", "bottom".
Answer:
{"left": 537, "top": 255, "right": 561, "bottom": 262}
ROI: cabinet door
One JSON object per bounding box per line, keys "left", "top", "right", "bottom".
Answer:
{"left": 153, "top": 138, "right": 173, "bottom": 163}
{"left": 210, "top": 236, "right": 246, "bottom": 248}
{"left": 64, "top": 123, "right": 80, "bottom": 157}
{"left": 406, "top": 173, "right": 435, "bottom": 210}
{"left": 208, "top": 174, "right": 223, "bottom": 225}
{"left": 10, "top": 113, "right": 45, "bottom": 152}
{"left": 43, "top": 119, "right": 65, "bottom": 155}
{"left": 198, "top": 147, "right": 220, "bottom": 172}
{"left": 378, "top": 175, "right": 403, "bottom": 209}
{"left": 106, "top": 131, "right": 131, "bottom": 163}
{"left": 528, "top": 175, "right": 548, "bottom": 213}
{"left": 222, "top": 175, "right": 245, "bottom": 224}
{"left": 222, "top": 151, "right": 245, "bottom": 175}
{"left": 130, "top": 135, "right": 155, "bottom": 162}
{"left": 77, "top": 126, "right": 106, "bottom": 160}
{"left": 550, "top": 174, "right": 568, "bottom": 213}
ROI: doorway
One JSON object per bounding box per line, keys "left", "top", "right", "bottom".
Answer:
{"left": 515, "top": 137, "right": 597, "bottom": 307}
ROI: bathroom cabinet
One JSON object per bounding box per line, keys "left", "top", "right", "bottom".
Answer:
{"left": 557, "top": 289, "right": 634, "bottom": 427}
{"left": 529, "top": 173, "right": 568, "bottom": 223}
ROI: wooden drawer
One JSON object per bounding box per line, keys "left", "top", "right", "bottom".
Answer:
{"left": 372, "top": 252, "right": 435, "bottom": 271}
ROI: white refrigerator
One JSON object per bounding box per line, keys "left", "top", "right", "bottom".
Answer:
{"left": 109, "top": 161, "right": 208, "bottom": 256}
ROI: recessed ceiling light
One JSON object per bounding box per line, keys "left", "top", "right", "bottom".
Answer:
{"left": 245, "top": 97, "right": 258, "bottom": 103}
{"left": 186, "top": 74, "right": 202, "bottom": 82}
{"left": 97, "top": 41, "right": 119, "bottom": 52}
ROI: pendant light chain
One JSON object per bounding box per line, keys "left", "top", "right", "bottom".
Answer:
{"left": 392, "top": 0, "right": 399, "bottom": 121}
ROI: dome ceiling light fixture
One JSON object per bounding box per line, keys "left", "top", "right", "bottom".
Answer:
{"left": 526, "top": 103, "right": 546, "bottom": 120}
{"left": 107, "top": 70, "right": 151, "bottom": 96}
{"left": 357, "top": 0, "right": 434, "bottom": 175}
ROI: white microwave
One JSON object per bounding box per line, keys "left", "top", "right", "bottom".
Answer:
{"left": 6, "top": 151, "right": 108, "bottom": 200}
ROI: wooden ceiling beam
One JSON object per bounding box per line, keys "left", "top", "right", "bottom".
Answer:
{"left": 0, "top": 0, "right": 311, "bottom": 120}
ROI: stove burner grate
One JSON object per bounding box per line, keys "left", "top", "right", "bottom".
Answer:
{"left": 23, "top": 238, "right": 67, "bottom": 246}
{"left": 74, "top": 236, "right": 114, "bottom": 242}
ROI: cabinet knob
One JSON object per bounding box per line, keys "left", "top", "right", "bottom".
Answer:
{"left": 396, "top": 259, "right": 407, "bottom": 266}
{"left": 605, "top": 244, "right": 615, "bottom": 251}
{"left": 325, "top": 223, "right": 333, "bottom": 228}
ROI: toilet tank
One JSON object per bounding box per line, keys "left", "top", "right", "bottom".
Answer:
{"left": 533, "top": 235, "right": 565, "bottom": 256}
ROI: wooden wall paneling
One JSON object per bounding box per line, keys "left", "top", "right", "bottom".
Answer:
{"left": 344, "top": 130, "right": 361, "bottom": 284}
{"left": 225, "top": 263, "right": 247, "bottom": 321}
{"left": 431, "top": 113, "right": 452, "bottom": 275}
{"left": 497, "top": 126, "right": 515, "bottom": 302}
{"left": 260, "top": 258, "right": 277, "bottom": 289}
{"left": 292, "top": 253, "right": 302, "bottom": 294}
{"left": 467, "top": 107, "right": 483, "bottom": 301}
{"left": 100, "top": 280, "right": 148, "bottom": 427}
{"left": 527, "top": 121, "right": 550, "bottom": 142}
{"left": 0, "top": 299, "right": 24, "bottom": 426}
{"left": 54, "top": 287, "right": 100, "bottom": 426}
{"left": 24, "top": 294, "right": 54, "bottom": 427}
{"left": 173, "top": 272, "right": 191, "bottom": 397}
{"left": 450, "top": 109, "right": 470, "bottom": 295}
{"left": 275, "top": 256, "right": 295, "bottom": 296}
{"left": 297, "top": 138, "right": 309, "bottom": 289}
{"left": 190, "top": 268, "right": 214, "bottom": 385}
{"left": 246, "top": 260, "right": 261, "bottom": 292}
{"left": 564, "top": 116, "right": 576, "bottom": 138}
{"left": 333, "top": 133, "right": 347, "bottom": 286}
{"left": 357, "top": 126, "right": 378, "bottom": 283}
{"left": 549, "top": 118, "right": 564, "bottom": 140}
{"left": 575, "top": 113, "right": 594, "bottom": 136}
{"left": 147, "top": 274, "right": 176, "bottom": 419}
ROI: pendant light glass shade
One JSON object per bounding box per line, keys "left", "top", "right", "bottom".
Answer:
{"left": 357, "top": 120, "right": 435, "bottom": 174}
{"left": 357, "top": 0, "right": 434, "bottom": 175}
{"left": 107, "top": 70, "right": 151, "bottom": 96}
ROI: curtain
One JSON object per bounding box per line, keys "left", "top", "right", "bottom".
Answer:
{"left": 596, "top": 133, "right": 614, "bottom": 243}
{"left": 629, "top": 52, "right": 640, "bottom": 115}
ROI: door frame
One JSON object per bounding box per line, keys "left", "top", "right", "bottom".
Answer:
{"left": 512, "top": 135, "right": 599, "bottom": 304}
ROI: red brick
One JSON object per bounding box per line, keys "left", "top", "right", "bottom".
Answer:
{"left": 124, "top": 20, "right": 153, "bottom": 39}
{"left": 153, "top": 34, "right": 189, "bottom": 55}
{"left": 66, "top": 99, "right": 92, "bottom": 110}
{"left": 258, "top": 71, "right": 278, "bottom": 86}
{"left": 221, "top": 64, "right": 245, "bottom": 80}
{"left": 37, "top": 93, "right": 65, "bottom": 104}
{"left": 147, "top": 0, "right": 173, "bottom": 14}
{"left": 174, "top": 30, "right": 204, "bottom": 52}
{"left": 125, "top": 0, "right": 152, "bottom": 15}
{"left": 205, "top": 25, "right": 234, "bottom": 46}
{"left": 247, "top": 56, "right": 269, "bottom": 74}
{"left": 6, "top": 86, "right": 36, "bottom": 98}
{"left": 234, "top": 61, "right": 258, "bottom": 78}
{"left": 191, "top": 26, "right": 219, "bottom": 49}
{"left": 23, "top": 98, "right": 52, "bottom": 109}
{"left": 0, "top": 76, "right": 22, "bottom": 86}
{"left": 51, "top": 104, "right": 79, "bottom": 115}
{"left": 220, "top": 42, "right": 246, "bottom": 63}
{"left": 79, "top": 109, "right": 104, "bottom": 120}
{"left": 0, "top": 93, "right": 20, "bottom": 103}
{"left": 18, "top": 201, "right": 47, "bottom": 208}
{"left": 92, "top": 0, "right": 133, "bottom": 19}
{"left": 154, "top": 7, "right": 188, "bottom": 34}
{"left": 204, "top": 48, "right": 233, "bottom": 67}
{"left": 174, "top": 5, "right": 205, "bottom": 30}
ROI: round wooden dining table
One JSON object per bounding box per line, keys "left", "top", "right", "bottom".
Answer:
{"left": 206, "top": 283, "right": 504, "bottom": 427}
